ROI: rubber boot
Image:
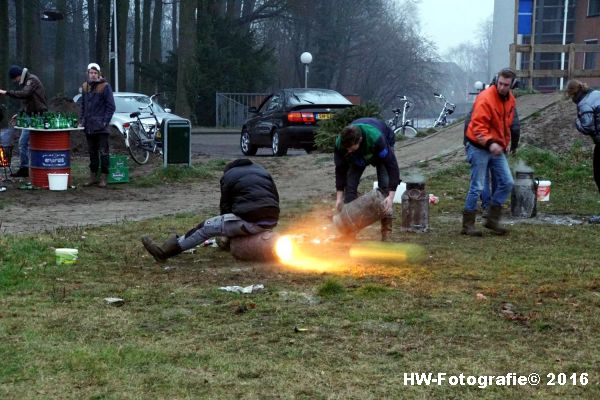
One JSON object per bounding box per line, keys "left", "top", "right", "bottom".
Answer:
{"left": 97, "top": 174, "right": 108, "bottom": 188}
{"left": 84, "top": 171, "right": 99, "bottom": 187}
{"left": 461, "top": 210, "right": 482, "bottom": 236}
{"left": 483, "top": 205, "right": 508, "bottom": 235}
{"left": 381, "top": 217, "right": 393, "bottom": 242}
{"left": 141, "top": 234, "right": 183, "bottom": 262}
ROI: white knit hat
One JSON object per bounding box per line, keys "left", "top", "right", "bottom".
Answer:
{"left": 87, "top": 63, "right": 101, "bottom": 72}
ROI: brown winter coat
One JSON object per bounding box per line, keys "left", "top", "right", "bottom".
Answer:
{"left": 6, "top": 69, "right": 48, "bottom": 115}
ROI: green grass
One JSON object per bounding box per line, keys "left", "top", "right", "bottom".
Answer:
{"left": 0, "top": 146, "right": 599, "bottom": 399}
{"left": 130, "top": 159, "right": 227, "bottom": 187}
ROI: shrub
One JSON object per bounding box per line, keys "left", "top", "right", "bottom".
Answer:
{"left": 314, "top": 103, "right": 382, "bottom": 152}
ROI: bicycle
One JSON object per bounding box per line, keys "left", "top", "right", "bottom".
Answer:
{"left": 433, "top": 93, "right": 456, "bottom": 128}
{"left": 125, "top": 93, "right": 164, "bottom": 165}
{"left": 387, "top": 95, "right": 418, "bottom": 139}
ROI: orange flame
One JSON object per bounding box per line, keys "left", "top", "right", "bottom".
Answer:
{"left": 275, "top": 234, "right": 348, "bottom": 273}
{"left": 0, "top": 147, "right": 8, "bottom": 167}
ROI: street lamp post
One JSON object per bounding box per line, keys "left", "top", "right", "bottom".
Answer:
{"left": 300, "top": 52, "right": 312, "bottom": 88}
{"left": 112, "top": 0, "right": 119, "bottom": 92}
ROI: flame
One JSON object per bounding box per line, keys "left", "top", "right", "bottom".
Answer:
{"left": 349, "top": 242, "right": 424, "bottom": 263}
{"left": 275, "top": 234, "right": 347, "bottom": 273}
{"left": 0, "top": 147, "right": 7, "bottom": 167}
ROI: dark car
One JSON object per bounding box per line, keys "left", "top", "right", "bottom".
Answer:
{"left": 240, "top": 88, "right": 353, "bottom": 156}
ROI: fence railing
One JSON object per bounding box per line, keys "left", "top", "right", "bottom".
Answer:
{"left": 215, "top": 92, "right": 268, "bottom": 128}
{"left": 509, "top": 43, "right": 600, "bottom": 89}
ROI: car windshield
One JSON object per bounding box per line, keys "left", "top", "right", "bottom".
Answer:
{"left": 287, "top": 90, "right": 351, "bottom": 106}
{"left": 114, "top": 95, "right": 165, "bottom": 113}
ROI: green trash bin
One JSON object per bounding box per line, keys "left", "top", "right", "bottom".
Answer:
{"left": 161, "top": 118, "right": 192, "bottom": 167}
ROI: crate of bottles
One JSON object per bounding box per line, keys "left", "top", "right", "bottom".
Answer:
{"left": 108, "top": 155, "right": 129, "bottom": 184}
{"left": 15, "top": 112, "right": 79, "bottom": 130}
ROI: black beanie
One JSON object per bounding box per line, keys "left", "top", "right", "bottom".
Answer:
{"left": 8, "top": 65, "right": 23, "bottom": 79}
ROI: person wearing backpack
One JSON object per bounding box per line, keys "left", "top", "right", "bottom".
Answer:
{"left": 334, "top": 118, "right": 400, "bottom": 241}
{"left": 79, "top": 63, "right": 115, "bottom": 188}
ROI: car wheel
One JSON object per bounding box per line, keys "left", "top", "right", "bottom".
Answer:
{"left": 271, "top": 130, "right": 288, "bottom": 157}
{"left": 304, "top": 145, "right": 316, "bottom": 154}
{"left": 240, "top": 129, "right": 257, "bottom": 156}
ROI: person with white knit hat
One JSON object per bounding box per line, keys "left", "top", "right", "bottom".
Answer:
{"left": 79, "top": 62, "right": 115, "bottom": 187}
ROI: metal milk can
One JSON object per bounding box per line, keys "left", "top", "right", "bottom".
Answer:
{"left": 401, "top": 182, "right": 429, "bottom": 232}
{"left": 333, "top": 189, "right": 385, "bottom": 235}
{"left": 510, "top": 170, "right": 538, "bottom": 218}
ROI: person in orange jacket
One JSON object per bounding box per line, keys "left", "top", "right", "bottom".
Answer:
{"left": 462, "top": 68, "right": 517, "bottom": 236}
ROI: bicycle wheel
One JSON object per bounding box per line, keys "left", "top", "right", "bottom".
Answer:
{"left": 402, "top": 125, "right": 418, "bottom": 138}
{"left": 127, "top": 122, "right": 150, "bottom": 165}
{"left": 394, "top": 125, "right": 418, "bottom": 140}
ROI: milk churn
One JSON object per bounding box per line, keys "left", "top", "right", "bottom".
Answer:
{"left": 510, "top": 170, "right": 537, "bottom": 218}
{"left": 401, "top": 182, "right": 429, "bottom": 232}
{"left": 229, "top": 231, "right": 280, "bottom": 262}
{"left": 333, "top": 189, "right": 385, "bottom": 235}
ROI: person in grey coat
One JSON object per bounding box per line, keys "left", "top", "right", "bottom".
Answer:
{"left": 566, "top": 80, "right": 600, "bottom": 193}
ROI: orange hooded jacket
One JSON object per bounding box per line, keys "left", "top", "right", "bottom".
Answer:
{"left": 465, "top": 84, "right": 515, "bottom": 151}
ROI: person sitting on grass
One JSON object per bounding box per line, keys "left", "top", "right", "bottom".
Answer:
{"left": 141, "top": 159, "right": 280, "bottom": 261}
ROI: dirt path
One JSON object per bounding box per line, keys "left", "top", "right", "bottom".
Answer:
{"left": 0, "top": 93, "right": 574, "bottom": 235}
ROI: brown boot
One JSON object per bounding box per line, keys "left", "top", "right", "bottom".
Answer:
{"left": 381, "top": 217, "right": 393, "bottom": 242}
{"left": 461, "top": 210, "right": 482, "bottom": 236}
{"left": 97, "top": 174, "right": 108, "bottom": 188}
{"left": 141, "top": 234, "right": 182, "bottom": 262}
{"left": 483, "top": 205, "right": 508, "bottom": 235}
{"left": 84, "top": 171, "right": 99, "bottom": 187}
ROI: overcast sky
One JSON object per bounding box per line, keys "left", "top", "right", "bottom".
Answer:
{"left": 417, "top": 0, "right": 494, "bottom": 57}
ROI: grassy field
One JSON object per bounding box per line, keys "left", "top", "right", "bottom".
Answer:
{"left": 1, "top": 145, "right": 599, "bottom": 399}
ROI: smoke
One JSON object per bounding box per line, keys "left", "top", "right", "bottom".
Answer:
{"left": 403, "top": 169, "right": 425, "bottom": 183}
{"left": 512, "top": 159, "right": 533, "bottom": 173}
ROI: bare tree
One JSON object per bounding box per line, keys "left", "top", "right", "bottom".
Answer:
{"left": 54, "top": 0, "right": 67, "bottom": 95}
{"left": 23, "top": 0, "right": 42, "bottom": 74}
{"left": 88, "top": 0, "right": 97, "bottom": 62}
{"left": 171, "top": 0, "right": 178, "bottom": 51}
{"left": 141, "top": 0, "right": 151, "bottom": 92}
{"left": 117, "top": 0, "right": 129, "bottom": 90}
{"left": 96, "top": 0, "right": 111, "bottom": 82}
{"left": 150, "top": 0, "right": 162, "bottom": 63}
{"left": 0, "top": 0, "right": 8, "bottom": 92}
{"left": 133, "top": 0, "right": 141, "bottom": 91}
{"left": 175, "top": 0, "right": 196, "bottom": 118}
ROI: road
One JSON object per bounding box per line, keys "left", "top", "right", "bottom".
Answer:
{"left": 191, "top": 131, "right": 307, "bottom": 157}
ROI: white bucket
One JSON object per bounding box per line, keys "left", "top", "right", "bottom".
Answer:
{"left": 48, "top": 173, "right": 69, "bottom": 191}
{"left": 55, "top": 248, "right": 78, "bottom": 265}
{"left": 537, "top": 180, "right": 551, "bottom": 201}
{"left": 373, "top": 181, "right": 406, "bottom": 203}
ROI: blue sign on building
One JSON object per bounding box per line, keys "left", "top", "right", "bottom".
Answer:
{"left": 518, "top": 0, "right": 533, "bottom": 35}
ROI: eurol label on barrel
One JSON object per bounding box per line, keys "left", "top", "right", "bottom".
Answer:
{"left": 30, "top": 150, "right": 70, "bottom": 168}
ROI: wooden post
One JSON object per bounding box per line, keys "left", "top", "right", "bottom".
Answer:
{"left": 568, "top": 43, "right": 575, "bottom": 82}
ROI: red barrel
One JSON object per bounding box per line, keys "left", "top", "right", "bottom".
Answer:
{"left": 29, "top": 130, "right": 71, "bottom": 189}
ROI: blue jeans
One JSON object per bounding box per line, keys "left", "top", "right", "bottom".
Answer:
{"left": 464, "top": 143, "right": 513, "bottom": 212}
{"left": 18, "top": 129, "right": 30, "bottom": 168}
{"left": 481, "top": 171, "right": 496, "bottom": 210}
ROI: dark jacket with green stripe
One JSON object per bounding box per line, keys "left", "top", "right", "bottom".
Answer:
{"left": 334, "top": 123, "right": 401, "bottom": 191}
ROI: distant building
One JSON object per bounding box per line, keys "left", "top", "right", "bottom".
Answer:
{"left": 491, "top": 0, "right": 600, "bottom": 91}
{"left": 574, "top": 0, "right": 600, "bottom": 86}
